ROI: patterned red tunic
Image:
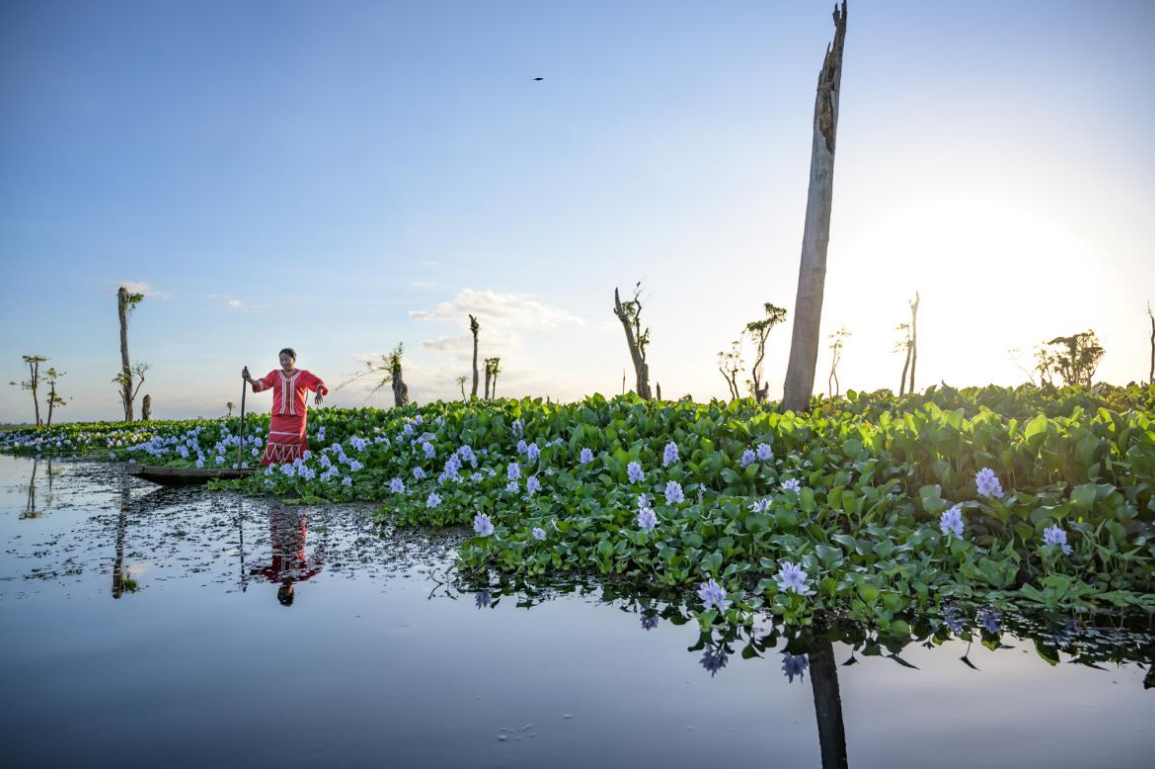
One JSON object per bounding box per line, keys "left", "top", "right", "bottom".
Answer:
{"left": 250, "top": 368, "right": 328, "bottom": 465}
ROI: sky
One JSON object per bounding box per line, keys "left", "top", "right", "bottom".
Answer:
{"left": 2, "top": 0, "right": 1153, "bottom": 422}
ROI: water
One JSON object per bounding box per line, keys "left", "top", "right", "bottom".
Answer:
{"left": 0, "top": 455, "right": 1151, "bottom": 768}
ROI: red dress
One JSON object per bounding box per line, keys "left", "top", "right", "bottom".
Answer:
{"left": 250, "top": 368, "right": 328, "bottom": 465}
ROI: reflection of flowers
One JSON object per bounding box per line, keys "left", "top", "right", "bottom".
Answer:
{"left": 943, "top": 606, "right": 965, "bottom": 635}
{"left": 781, "top": 652, "right": 809, "bottom": 683}
{"left": 979, "top": 608, "right": 1001, "bottom": 634}
{"left": 700, "top": 647, "right": 729, "bottom": 677}
{"left": 475, "top": 590, "right": 492, "bottom": 609}
{"left": 641, "top": 613, "right": 658, "bottom": 631}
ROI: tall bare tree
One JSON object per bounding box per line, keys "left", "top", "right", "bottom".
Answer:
{"left": 1147, "top": 302, "right": 1154, "bottom": 384}
{"left": 782, "top": 1, "right": 849, "bottom": 413}
{"left": 827, "top": 326, "right": 850, "bottom": 398}
{"left": 45, "top": 367, "right": 67, "bottom": 426}
{"left": 490, "top": 357, "right": 502, "bottom": 399}
{"left": 469, "top": 314, "right": 480, "bottom": 399}
{"left": 745, "top": 303, "right": 788, "bottom": 403}
{"left": 717, "top": 340, "right": 744, "bottom": 400}
{"left": 483, "top": 357, "right": 495, "bottom": 400}
{"left": 115, "top": 287, "right": 145, "bottom": 420}
{"left": 337, "top": 343, "right": 409, "bottom": 407}
{"left": 456, "top": 375, "right": 468, "bottom": 400}
{"left": 895, "top": 322, "right": 912, "bottom": 396}
{"left": 9, "top": 354, "right": 48, "bottom": 426}
{"left": 613, "top": 282, "right": 652, "bottom": 399}
{"left": 907, "top": 292, "right": 920, "bottom": 395}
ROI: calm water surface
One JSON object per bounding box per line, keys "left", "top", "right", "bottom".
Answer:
{"left": 0, "top": 455, "right": 1151, "bottom": 768}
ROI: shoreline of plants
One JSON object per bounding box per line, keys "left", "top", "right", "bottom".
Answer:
{"left": 2, "top": 383, "right": 1153, "bottom": 632}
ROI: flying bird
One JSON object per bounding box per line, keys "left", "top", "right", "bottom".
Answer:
{"left": 533, "top": 77, "right": 544, "bottom": 81}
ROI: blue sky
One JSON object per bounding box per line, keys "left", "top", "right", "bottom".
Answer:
{"left": 2, "top": 0, "right": 1153, "bottom": 422}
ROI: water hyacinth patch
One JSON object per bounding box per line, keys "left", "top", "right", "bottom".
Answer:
{"left": 698, "top": 578, "right": 730, "bottom": 611}
{"left": 1043, "top": 524, "right": 1072, "bottom": 555}
{"left": 975, "top": 467, "right": 1004, "bottom": 498}
{"left": 473, "top": 513, "right": 494, "bottom": 537}
{"left": 775, "top": 561, "right": 809, "bottom": 594}
{"left": 637, "top": 506, "right": 657, "bottom": 530}
{"left": 627, "top": 461, "right": 645, "bottom": 484}
{"left": 940, "top": 504, "right": 965, "bottom": 539}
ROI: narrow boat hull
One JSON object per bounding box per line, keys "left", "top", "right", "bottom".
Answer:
{"left": 127, "top": 465, "right": 256, "bottom": 486}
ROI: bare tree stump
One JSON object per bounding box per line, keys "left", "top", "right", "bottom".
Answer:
{"left": 141, "top": 394, "right": 152, "bottom": 421}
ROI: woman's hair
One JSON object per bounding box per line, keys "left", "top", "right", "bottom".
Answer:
{"left": 278, "top": 347, "right": 297, "bottom": 360}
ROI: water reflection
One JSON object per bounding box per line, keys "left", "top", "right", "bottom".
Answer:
{"left": 251, "top": 506, "right": 325, "bottom": 606}
{"left": 20, "top": 458, "right": 55, "bottom": 519}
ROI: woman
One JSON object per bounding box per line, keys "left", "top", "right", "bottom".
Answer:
{"left": 242, "top": 348, "right": 328, "bottom": 466}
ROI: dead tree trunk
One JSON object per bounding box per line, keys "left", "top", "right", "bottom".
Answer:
{"left": 781, "top": 1, "right": 848, "bottom": 414}
{"left": 141, "top": 394, "right": 152, "bottom": 421}
{"left": 491, "top": 358, "right": 500, "bottom": 399}
{"left": 46, "top": 380, "right": 56, "bottom": 427}
{"left": 656, "top": 382, "right": 662, "bottom": 401}
{"left": 483, "top": 358, "right": 493, "bottom": 400}
{"left": 899, "top": 342, "right": 911, "bottom": 397}
{"left": 613, "top": 287, "right": 652, "bottom": 399}
{"left": 1147, "top": 303, "right": 1154, "bottom": 384}
{"left": 908, "top": 291, "right": 920, "bottom": 395}
{"left": 392, "top": 361, "right": 409, "bottom": 407}
{"left": 469, "top": 314, "right": 480, "bottom": 399}
{"left": 117, "top": 287, "right": 134, "bottom": 421}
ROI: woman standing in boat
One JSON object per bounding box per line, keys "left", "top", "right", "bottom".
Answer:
{"left": 242, "top": 348, "right": 328, "bottom": 466}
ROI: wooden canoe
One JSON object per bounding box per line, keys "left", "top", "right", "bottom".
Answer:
{"left": 127, "top": 464, "right": 256, "bottom": 486}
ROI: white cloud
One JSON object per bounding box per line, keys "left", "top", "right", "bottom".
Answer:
{"left": 227, "top": 299, "right": 243, "bottom": 309}
{"left": 410, "top": 288, "right": 585, "bottom": 329}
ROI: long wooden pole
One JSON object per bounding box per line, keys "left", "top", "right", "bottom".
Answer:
{"left": 235, "top": 374, "right": 248, "bottom": 470}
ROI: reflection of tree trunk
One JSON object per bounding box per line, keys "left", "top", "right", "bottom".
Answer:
{"left": 25, "top": 459, "right": 38, "bottom": 517}
{"left": 810, "top": 635, "right": 849, "bottom": 769}
{"left": 113, "top": 474, "right": 130, "bottom": 598}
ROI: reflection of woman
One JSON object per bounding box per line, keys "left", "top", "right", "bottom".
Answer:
{"left": 242, "top": 348, "right": 328, "bottom": 466}
{"left": 251, "top": 508, "right": 323, "bottom": 606}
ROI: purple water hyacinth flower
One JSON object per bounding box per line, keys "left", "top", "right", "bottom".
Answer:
{"left": 698, "top": 578, "right": 730, "bottom": 611}
{"left": 662, "top": 441, "right": 679, "bottom": 467}
{"left": 749, "top": 498, "right": 771, "bottom": 514}
{"left": 531, "top": 527, "right": 547, "bottom": 541}
{"left": 775, "top": 561, "right": 809, "bottom": 594}
{"left": 579, "top": 447, "right": 594, "bottom": 465}
{"left": 975, "top": 467, "right": 1004, "bottom": 498}
{"left": 740, "top": 449, "right": 756, "bottom": 468}
{"left": 505, "top": 480, "right": 519, "bottom": 493}
{"left": 526, "top": 475, "right": 541, "bottom": 495}
{"left": 342, "top": 476, "right": 353, "bottom": 487}
{"left": 700, "top": 648, "right": 728, "bottom": 677}
{"left": 979, "top": 608, "right": 1001, "bottom": 634}
{"left": 508, "top": 462, "right": 521, "bottom": 481}
{"left": 637, "top": 506, "right": 657, "bottom": 530}
{"left": 390, "top": 477, "right": 405, "bottom": 494}
{"left": 511, "top": 418, "right": 524, "bottom": 437}
{"left": 422, "top": 441, "right": 436, "bottom": 459}
{"left": 526, "top": 442, "right": 541, "bottom": 462}
{"left": 940, "top": 504, "right": 965, "bottom": 538}
{"left": 756, "top": 442, "right": 773, "bottom": 461}
{"left": 1043, "top": 523, "right": 1072, "bottom": 554}
{"left": 413, "top": 467, "right": 426, "bottom": 480}
{"left": 516, "top": 439, "right": 528, "bottom": 455}
{"left": 780, "top": 478, "right": 801, "bottom": 493}
{"left": 475, "top": 590, "right": 492, "bottom": 609}
{"left": 457, "top": 445, "right": 477, "bottom": 466}
{"left": 665, "top": 480, "right": 684, "bottom": 505}
{"left": 641, "top": 614, "right": 658, "bottom": 631}
{"left": 473, "top": 513, "right": 494, "bottom": 537}
{"left": 942, "top": 606, "right": 965, "bottom": 635}
{"left": 781, "top": 653, "right": 809, "bottom": 683}
{"left": 627, "top": 461, "right": 645, "bottom": 484}
{"left": 426, "top": 492, "right": 442, "bottom": 508}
